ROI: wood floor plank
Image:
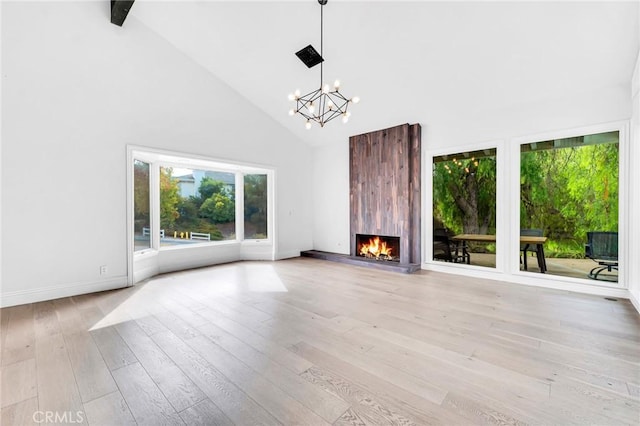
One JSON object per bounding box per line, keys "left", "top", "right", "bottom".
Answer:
{"left": 290, "top": 341, "right": 466, "bottom": 425}
{"left": 1, "top": 304, "right": 35, "bottom": 366}
{"left": 177, "top": 398, "right": 233, "bottom": 426}
{"left": 301, "top": 366, "right": 419, "bottom": 426}
{"left": 261, "top": 314, "right": 374, "bottom": 352}
{"left": 0, "top": 308, "right": 10, "bottom": 349}
{"left": 195, "top": 321, "right": 350, "bottom": 423}
{"left": 150, "top": 330, "right": 281, "bottom": 425}
{"left": 115, "top": 321, "right": 206, "bottom": 412}
{"left": 491, "top": 319, "right": 640, "bottom": 363}
{"left": 153, "top": 310, "right": 202, "bottom": 341}
{"left": 111, "top": 362, "right": 183, "bottom": 425}
{"left": 441, "top": 392, "right": 529, "bottom": 426}
{"left": 82, "top": 391, "right": 136, "bottom": 426}
{"left": 1, "top": 397, "right": 38, "bottom": 426}
{"left": 33, "top": 301, "right": 62, "bottom": 340}
{"left": 35, "top": 333, "right": 86, "bottom": 424}
{"left": 186, "top": 334, "right": 330, "bottom": 425}
{"left": 53, "top": 298, "right": 88, "bottom": 336}
{"left": 195, "top": 294, "right": 273, "bottom": 324}
{"left": 363, "top": 334, "right": 550, "bottom": 402}
{"left": 136, "top": 314, "right": 169, "bottom": 337}
{"left": 64, "top": 331, "right": 118, "bottom": 402}
{"left": 194, "top": 309, "right": 313, "bottom": 373}
{"left": 293, "top": 334, "right": 448, "bottom": 405}
{"left": 0, "top": 358, "right": 37, "bottom": 408}
{"left": 627, "top": 382, "right": 640, "bottom": 398}
{"left": 472, "top": 336, "right": 634, "bottom": 397}
{"left": 90, "top": 326, "right": 138, "bottom": 371}
{"left": 548, "top": 377, "right": 640, "bottom": 424}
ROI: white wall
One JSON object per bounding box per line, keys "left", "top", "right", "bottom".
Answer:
{"left": 1, "top": 2, "right": 313, "bottom": 307}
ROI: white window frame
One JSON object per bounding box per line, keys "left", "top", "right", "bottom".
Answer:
{"left": 126, "top": 146, "right": 275, "bottom": 285}
{"left": 423, "top": 140, "right": 505, "bottom": 273}
{"left": 510, "top": 121, "right": 628, "bottom": 290}
{"left": 422, "top": 121, "right": 629, "bottom": 297}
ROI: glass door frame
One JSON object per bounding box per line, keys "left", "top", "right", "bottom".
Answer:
{"left": 510, "top": 121, "right": 629, "bottom": 289}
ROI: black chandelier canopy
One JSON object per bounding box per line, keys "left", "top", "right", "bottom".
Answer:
{"left": 288, "top": 0, "right": 359, "bottom": 129}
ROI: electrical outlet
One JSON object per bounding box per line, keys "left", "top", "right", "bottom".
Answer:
{"left": 100, "top": 265, "right": 108, "bottom": 275}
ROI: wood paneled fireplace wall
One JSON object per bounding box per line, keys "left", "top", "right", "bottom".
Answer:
{"left": 349, "top": 123, "right": 421, "bottom": 265}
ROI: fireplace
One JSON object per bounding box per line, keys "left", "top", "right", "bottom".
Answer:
{"left": 356, "top": 234, "right": 400, "bottom": 262}
{"left": 350, "top": 123, "right": 421, "bottom": 267}
{"left": 302, "top": 123, "right": 421, "bottom": 273}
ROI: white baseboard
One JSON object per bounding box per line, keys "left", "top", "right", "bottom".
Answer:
{"left": 276, "top": 250, "right": 301, "bottom": 260}
{"left": 422, "top": 262, "right": 631, "bottom": 300}
{"left": 133, "top": 265, "right": 159, "bottom": 284}
{"left": 1, "top": 276, "right": 129, "bottom": 308}
{"left": 629, "top": 291, "right": 640, "bottom": 314}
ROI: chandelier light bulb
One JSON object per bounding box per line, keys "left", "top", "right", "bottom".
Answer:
{"left": 308, "top": 103, "right": 315, "bottom": 114}
{"left": 351, "top": 96, "right": 360, "bottom": 104}
{"left": 294, "top": 89, "right": 301, "bottom": 98}
{"left": 305, "top": 120, "right": 312, "bottom": 130}
{"left": 342, "top": 115, "right": 349, "bottom": 124}
{"left": 287, "top": 93, "right": 295, "bottom": 101}
{"left": 322, "top": 84, "right": 330, "bottom": 94}
{"left": 334, "top": 80, "right": 340, "bottom": 90}
{"left": 288, "top": 109, "right": 295, "bottom": 116}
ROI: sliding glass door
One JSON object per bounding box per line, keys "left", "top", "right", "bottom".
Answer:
{"left": 519, "top": 131, "right": 620, "bottom": 282}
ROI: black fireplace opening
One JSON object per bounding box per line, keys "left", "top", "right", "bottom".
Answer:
{"left": 355, "top": 234, "right": 400, "bottom": 262}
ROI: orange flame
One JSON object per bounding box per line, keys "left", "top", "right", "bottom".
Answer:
{"left": 359, "top": 236, "right": 393, "bottom": 258}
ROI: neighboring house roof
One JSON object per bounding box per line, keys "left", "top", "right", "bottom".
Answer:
{"left": 205, "top": 171, "right": 235, "bottom": 186}
{"left": 176, "top": 174, "right": 195, "bottom": 183}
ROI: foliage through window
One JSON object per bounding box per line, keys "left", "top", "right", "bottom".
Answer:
{"left": 133, "top": 160, "right": 151, "bottom": 251}
{"left": 244, "top": 174, "right": 268, "bottom": 239}
{"left": 432, "top": 148, "right": 497, "bottom": 268}
{"left": 160, "top": 167, "right": 236, "bottom": 246}
{"left": 520, "top": 131, "right": 619, "bottom": 281}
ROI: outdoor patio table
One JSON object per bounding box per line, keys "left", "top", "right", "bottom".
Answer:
{"left": 451, "top": 234, "right": 548, "bottom": 273}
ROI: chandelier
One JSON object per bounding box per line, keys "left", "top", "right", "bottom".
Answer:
{"left": 288, "top": 0, "right": 359, "bottom": 129}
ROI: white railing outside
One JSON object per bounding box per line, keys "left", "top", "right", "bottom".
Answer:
{"left": 190, "top": 232, "right": 211, "bottom": 241}
{"left": 142, "top": 227, "right": 165, "bottom": 238}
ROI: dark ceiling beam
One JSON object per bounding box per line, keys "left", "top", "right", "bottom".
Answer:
{"left": 111, "top": 0, "right": 135, "bottom": 27}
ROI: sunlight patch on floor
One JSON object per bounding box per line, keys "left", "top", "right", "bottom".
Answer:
{"left": 89, "top": 262, "right": 287, "bottom": 331}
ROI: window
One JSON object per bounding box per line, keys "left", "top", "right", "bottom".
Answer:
{"left": 432, "top": 148, "right": 497, "bottom": 268}
{"left": 133, "top": 160, "right": 151, "bottom": 252}
{"left": 131, "top": 149, "right": 273, "bottom": 256}
{"left": 244, "top": 174, "right": 268, "bottom": 239}
{"left": 520, "top": 131, "right": 619, "bottom": 282}
{"left": 160, "top": 167, "right": 236, "bottom": 246}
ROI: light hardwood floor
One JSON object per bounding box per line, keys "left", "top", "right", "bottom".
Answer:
{"left": 1, "top": 258, "right": 639, "bottom": 425}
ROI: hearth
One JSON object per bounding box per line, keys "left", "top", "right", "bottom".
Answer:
{"left": 356, "top": 234, "right": 400, "bottom": 262}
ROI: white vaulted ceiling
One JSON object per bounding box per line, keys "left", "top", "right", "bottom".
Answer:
{"left": 130, "top": 1, "right": 639, "bottom": 146}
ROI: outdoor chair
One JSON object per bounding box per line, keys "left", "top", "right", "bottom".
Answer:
{"left": 520, "top": 228, "right": 543, "bottom": 271}
{"left": 433, "top": 228, "right": 470, "bottom": 264}
{"left": 585, "top": 231, "right": 618, "bottom": 281}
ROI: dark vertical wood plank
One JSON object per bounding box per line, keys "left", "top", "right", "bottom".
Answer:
{"left": 409, "top": 123, "right": 422, "bottom": 263}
